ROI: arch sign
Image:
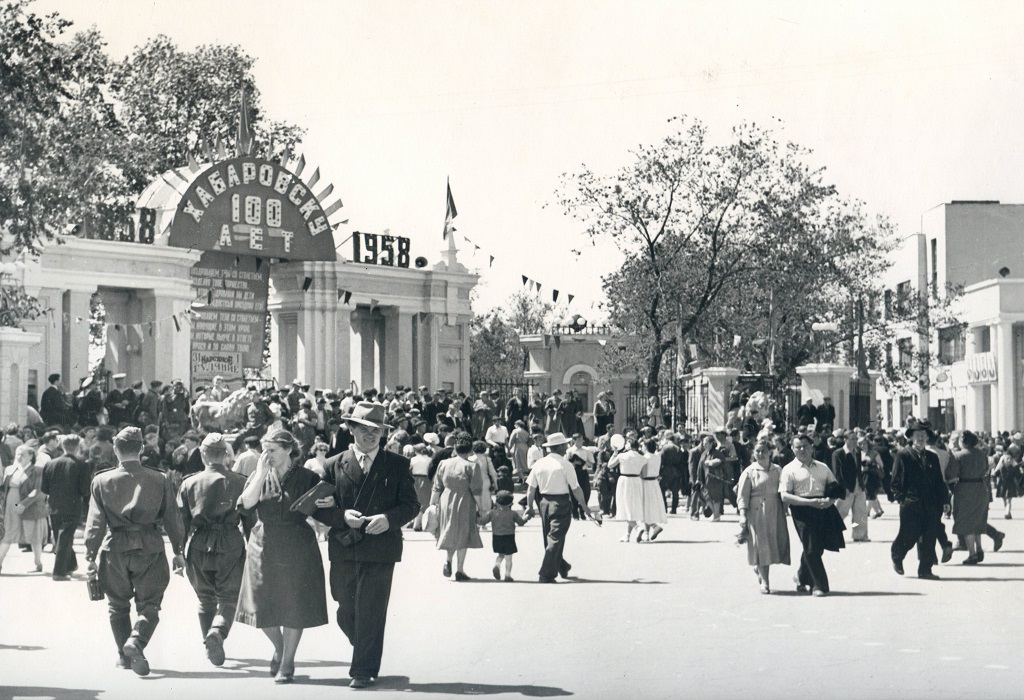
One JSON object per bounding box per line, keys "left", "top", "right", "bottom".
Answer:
{"left": 169, "top": 157, "right": 337, "bottom": 261}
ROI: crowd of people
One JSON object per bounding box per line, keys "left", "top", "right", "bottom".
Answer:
{"left": 2, "top": 373, "right": 1020, "bottom": 683}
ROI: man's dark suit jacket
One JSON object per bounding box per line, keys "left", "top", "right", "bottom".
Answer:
{"left": 831, "top": 448, "right": 860, "bottom": 493}
{"left": 320, "top": 448, "right": 419, "bottom": 564}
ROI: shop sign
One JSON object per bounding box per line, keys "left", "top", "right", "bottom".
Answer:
{"left": 966, "top": 352, "right": 997, "bottom": 383}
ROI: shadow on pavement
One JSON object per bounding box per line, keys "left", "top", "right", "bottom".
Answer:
{"left": 555, "top": 578, "right": 666, "bottom": 585}
{"left": 769, "top": 590, "right": 922, "bottom": 597}
{"left": 0, "top": 688, "right": 101, "bottom": 700}
{"left": 937, "top": 577, "right": 1024, "bottom": 582}
{"left": 370, "top": 676, "right": 573, "bottom": 695}
{"left": 0, "top": 644, "right": 45, "bottom": 651}
{"left": 640, "top": 540, "right": 719, "bottom": 545}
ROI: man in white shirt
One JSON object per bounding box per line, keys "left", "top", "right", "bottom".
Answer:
{"left": 526, "top": 432, "right": 545, "bottom": 471}
{"left": 526, "top": 432, "right": 594, "bottom": 583}
{"left": 484, "top": 415, "right": 509, "bottom": 449}
{"left": 231, "top": 436, "right": 261, "bottom": 477}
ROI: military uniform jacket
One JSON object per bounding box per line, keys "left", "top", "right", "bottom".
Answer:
{"left": 320, "top": 448, "right": 419, "bottom": 564}
{"left": 84, "top": 459, "right": 184, "bottom": 559}
{"left": 177, "top": 465, "right": 249, "bottom": 556}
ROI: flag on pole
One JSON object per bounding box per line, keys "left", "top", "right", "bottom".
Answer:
{"left": 442, "top": 179, "right": 458, "bottom": 240}
{"left": 236, "top": 85, "right": 254, "bottom": 156}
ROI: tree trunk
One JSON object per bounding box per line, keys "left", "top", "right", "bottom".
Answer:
{"left": 647, "top": 345, "right": 664, "bottom": 394}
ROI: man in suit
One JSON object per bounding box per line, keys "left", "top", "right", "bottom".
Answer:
{"left": 815, "top": 396, "right": 836, "bottom": 432}
{"left": 320, "top": 402, "right": 419, "bottom": 689}
{"left": 831, "top": 430, "right": 869, "bottom": 542}
{"left": 42, "top": 433, "right": 91, "bottom": 580}
{"left": 40, "top": 373, "right": 68, "bottom": 427}
{"left": 891, "top": 421, "right": 951, "bottom": 580}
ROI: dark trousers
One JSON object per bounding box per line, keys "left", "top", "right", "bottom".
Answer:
{"left": 597, "top": 479, "right": 616, "bottom": 516}
{"left": 330, "top": 561, "right": 395, "bottom": 679}
{"left": 98, "top": 549, "right": 170, "bottom": 650}
{"left": 891, "top": 500, "right": 940, "bottom": 574}
{"left": 51, "top": 513, "right": 79, "bottom": 577}
{"left": 794, "top": 524, "right": 829, "bottom": 593}
{"left": 538, "top": 494, "right": 572, "bottom": 579}
{"left": 571, "top": 478, "right": 592, "bottom": 519}
{"left": 184, "top": 548, "right": 244, "bottom": 638}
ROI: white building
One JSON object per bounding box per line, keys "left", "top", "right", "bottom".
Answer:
{"left": 876, "top": 201, "right": 1024, "bottom": 433}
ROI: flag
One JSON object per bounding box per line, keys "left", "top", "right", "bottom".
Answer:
{"left": 522, "top": 275, "right": 528, "bottom": 287}
{"left": 343, "top": 291, "right": 352, "bottom": 305}
{"left": 302, "top": 277, "right": 313, "bottom": 292}
{"left": 337, "top": 288, "right": 344, "bottom": 301}
{"left": 236, "top": 85, "right": 254, "bottom": 156}
{"left": 489, "top": 256, "right": 494, "bottom": 268}
{"left": 370, "top": 298, "right": 379, "bottom": 312}
{"left": 567, "top": 294, "right": 574, "bottom": 305}
{"left": 552, "top": 290, "right": 559, "bottom": 302}
{"left": 442, "top": 179, "right": 458, "bottom": 240}
{"left": 535, "top": 282, "right": 542, "bottom": 294}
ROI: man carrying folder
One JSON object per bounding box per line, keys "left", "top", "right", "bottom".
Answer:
{"left": 319, "top": 402, "right": 420, "bottom": 689}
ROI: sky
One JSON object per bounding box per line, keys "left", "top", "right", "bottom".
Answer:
{"left": 32, "top": 0, "right": 1024, "bottom": 321}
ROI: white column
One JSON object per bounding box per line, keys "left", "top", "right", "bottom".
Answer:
{"left": 994, "top": 321, "right": 1015, "bottom": 431}
{"left": 63, "top": 289, "right": 94, "bottom": 387}
{"left": 335, "top": 307, "right": 352, "bottom": 391}
{"left": 0, "top": 328, "right": 43, "bottom": 427}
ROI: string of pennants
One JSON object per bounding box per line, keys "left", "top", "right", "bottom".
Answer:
{"left": 44, "top": 306, "right": 201, "bottom": 338}
{"left": 442, "top": 183, "right": 578, "bottom": 306}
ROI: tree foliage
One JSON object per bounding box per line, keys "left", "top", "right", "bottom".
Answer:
{"left": 504, "top": 290, "right": 555, "bottom": 334}
{"left": 557, "top": 115, "right": 958, "bottom": 391}
{"left": 470, "top": 311, "right": 524, "bottom": 384}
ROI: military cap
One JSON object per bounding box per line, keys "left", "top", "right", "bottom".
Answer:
{"left": 113, "top": 426, "right": 144, "bottom": 447}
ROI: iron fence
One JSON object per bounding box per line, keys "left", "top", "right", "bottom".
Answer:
{"left": 625, "top": 378, "right": 684, "bottom": 431}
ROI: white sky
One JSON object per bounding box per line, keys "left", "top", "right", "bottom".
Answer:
{"left": 34, "top": 0, "right": 1024, "bottom": 321}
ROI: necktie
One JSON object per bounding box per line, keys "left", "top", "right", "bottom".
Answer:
{"left": 360, "top": 453, "right": 371, "bottom": 475}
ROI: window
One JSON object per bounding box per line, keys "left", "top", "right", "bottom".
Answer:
{"left": 930, "top": 238, "right": 938, "bottom": 290}
{"left": 937, "top": 326, "right": 966, "bottom": 364}
{"left": 977, "top": 326, "right": 991, "bottom": 353}
{"left": 897, "top": 338, "right": 913, "bottom": 370}
{"left": 895, "top": 281, "right": 912, "bottom": 315}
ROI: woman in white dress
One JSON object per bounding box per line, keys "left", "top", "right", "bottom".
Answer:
{"left": 610, "top": 437, "right": 648, "bottom": 542}
{"left": 641, "top": 438, "right": 668, "bottom": 541}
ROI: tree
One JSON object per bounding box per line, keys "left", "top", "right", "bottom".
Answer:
{"left": 504, "top": 290, "right": 555, "bottom": 334}
{"left": 470, "top": 311, "right": 524, "bottom": 385}
{"left": 557, "top": 115, "right": 956, "bottom": 394}
{"left": 558, "top": 116, "right": 810, "bottom": 388}
{"left": 111, "top": 35, "right": 305, "bottom": 198}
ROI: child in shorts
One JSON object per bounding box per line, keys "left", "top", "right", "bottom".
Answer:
{"left": 477, "top": 490, "right": 529, "bottom": 581}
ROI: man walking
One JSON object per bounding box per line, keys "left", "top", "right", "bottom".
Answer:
{"left": 780, "top": 433, "right": 845, "bottom": 596}
{"left": 177, "top": 433, "right": 249, "bottom": 666}
{"left": 891, "top": 421, "right": 950, "bottom": 580}
{"left": 84, "top": 427, "right": 185, "bottom": 676}
{"left": 40, "top": 373, "right": 68, "bottom": 428}
{"left": 831, "top": 430, "right": 870, "bottom": 542}
{"left": 526, "top": 432, "right": 595, "bottom": 583}
{"left": 320, "top": 402, "right": 420, "bottom": 689}
{"left": 41, "top": 434, "right": 91, "bottom": 580}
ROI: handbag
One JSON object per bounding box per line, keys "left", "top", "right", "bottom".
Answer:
{"left": 423, "top": 504, "right": 439, "bottom": 536}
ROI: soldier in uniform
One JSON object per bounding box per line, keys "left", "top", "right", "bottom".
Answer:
{"left": 77, "top": 376, "right": 104, "bottom": 426}
{"left": 84, "top": 427, "right": 185, "bottom": 676}
{"left": 177, "top": 433, "right": 250, "bottom": 666}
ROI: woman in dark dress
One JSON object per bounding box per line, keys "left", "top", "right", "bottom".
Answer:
{"left": 236, "top": 428, "right": 329, "bottom": 683}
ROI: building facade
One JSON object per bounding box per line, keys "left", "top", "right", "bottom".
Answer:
{"left": 876, "top": 201, "right": 1024, "bottom": 433}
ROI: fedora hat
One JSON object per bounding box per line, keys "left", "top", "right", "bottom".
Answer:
{"left": 542, "top": 432, "right": 572, "bottom": 448}
{"left": 344, "top": 401, "right": 392, "bottom": 430}
{"left": 904, "top": 420, "right": 936, "bottom": 440}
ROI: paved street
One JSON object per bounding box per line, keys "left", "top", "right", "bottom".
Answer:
{"left": 2, "top": 504, "right": 1023, "bottom": 700}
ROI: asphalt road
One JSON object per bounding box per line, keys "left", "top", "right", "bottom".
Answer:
{"left": 2, "top": 502, "right": 1022, "bottom": 700}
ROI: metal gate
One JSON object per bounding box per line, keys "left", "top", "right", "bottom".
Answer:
{"left": 625, "top": 379, "right": 684, "bottom": 431}
{"left": 469, "top": 379, "right": 538, "bottom": 413}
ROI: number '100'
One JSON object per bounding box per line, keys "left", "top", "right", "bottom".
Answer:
{"left": 232, "top": 194, "right": 283, "bottom": 228}
{"left": 352, "top": 232, "right": 411, "bottom": 267}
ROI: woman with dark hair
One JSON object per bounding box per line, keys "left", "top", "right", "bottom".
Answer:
{"left": 236, "top": 428, "right": 329, "bottom": 683}
{"left": 507, "top": 420, "right": 531, "bottom": 481}
{"left": 610, "top": 437, "right": 647, "bottom": 542}
{"left": 430, "top": 432, "right": 483, "bottom": 580}
{"left": 948, "top": 430, "right": 992, "bottom": 564}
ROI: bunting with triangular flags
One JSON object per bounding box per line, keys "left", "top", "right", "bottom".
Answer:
{"left": 552, "top": 290, "right": 559, "bottom": 302}
{"left": 522, "top": 275, "right": 528, "bottom": 286}
{"left": 343, "top": 291, "right": 352, "bottom": 305}
{"left": 567, "top": 294, "right": 574, "bottom": 305}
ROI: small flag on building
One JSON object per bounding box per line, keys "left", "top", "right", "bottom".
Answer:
{"left": 302, "top": 277, "right": 313, "bottom": 292}
{"left": 343, "top": 291, "right": 352, "bottom": 305}
{"left": 442, "top": 179, "right": 458, "bottom": 240}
